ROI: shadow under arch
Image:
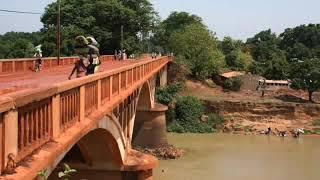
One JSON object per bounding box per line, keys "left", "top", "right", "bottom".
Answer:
{"left": 48, "top": 116, "right": 126, "bottom": 179}
{"left": 136, "top": 81, "right": 153, "bottom": 111}
{"left": 132, "top": 81, "right": 154, "bottom": 146}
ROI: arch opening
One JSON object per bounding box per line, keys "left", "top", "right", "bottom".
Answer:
{"left": 48, "top": 128, "right": 124, "bottom": 180}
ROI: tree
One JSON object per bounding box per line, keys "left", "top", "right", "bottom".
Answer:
{"left": 169, "top": 23, "right": 225, "bottom": 79}
{"left": 246, "top": 29, "right": 289, "bottom": 79}
{"left": 220, "top": 36, "right": 242, "bottom": 55}
{"left": 290, "top": 58, "right": 320, "bottom": 101}
{"left": 0, "top": 32, "right": 41, "bottom": 58}
{"left": 152, "top": 11, "right": 203, "bottom": 52}
{"left": 280, "top": 24, "right": 320, "bottom": 61}
{"left": 41, "top": 0, "right": 158, "bottom": 55}
{"left": 220, "top": 37, "right": 252, "bottom": 71}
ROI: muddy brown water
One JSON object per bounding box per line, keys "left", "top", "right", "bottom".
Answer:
{"left": 154, "top": 133, "right": 320, "bottom": 180}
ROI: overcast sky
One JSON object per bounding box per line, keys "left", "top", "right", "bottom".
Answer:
{"left": 0, "top": 0, "right": 319, "bottom": 40}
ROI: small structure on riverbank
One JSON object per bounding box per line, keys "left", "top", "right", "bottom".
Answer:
{"left": 258, "top": 79, "right": 291, "bottom": 90}
{"left": 215, "top": 71, "right": 263, "bottom": 91}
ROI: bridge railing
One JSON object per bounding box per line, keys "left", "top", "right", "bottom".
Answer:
{"left": 0, "top": 55, "right": 114, "bottom": 74}
{"left": 0, "top": 56, "right": 170, "bottom": 175}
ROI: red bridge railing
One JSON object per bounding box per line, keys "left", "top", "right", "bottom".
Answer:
{"left": 0, "top": 56, "right": 170, "bottom": 175}
{"left": 0, "top": 55, "right": 114, "bottom": 74}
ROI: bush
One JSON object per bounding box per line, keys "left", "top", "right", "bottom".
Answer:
{"left": 167, "top": 120, "right": 185, "bottom": 133}
{"left": 175, "top": 96, "right": 204, "bottom": 123}
{"left": 171, "top": 96, "right": 208, "bottom": 133}
{"left": 156, "top": 83, "right": 184, "bottom": 105}
{"left": 312, "top": 119, "right": 320, "bottom": 126}
{"left": 166, "top": 96, "right": 225, "bottom": 133}
{"left": 207, "top": 113, "right": 225, "bottom": 129}
{"left": 223, "top": 77, "right": 243, "bottom": 91}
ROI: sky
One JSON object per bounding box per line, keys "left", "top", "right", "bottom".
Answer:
{"left": 0, "top": 0, "right": 319, "bottom": 40}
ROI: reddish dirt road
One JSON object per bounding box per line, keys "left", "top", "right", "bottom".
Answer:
{"left": 0, "top": 59, "right": 144, "bottom": 96}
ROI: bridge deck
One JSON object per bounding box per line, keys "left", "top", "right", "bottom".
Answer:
{"left": 0, "top": 60, "right": 143, "bottom": 96}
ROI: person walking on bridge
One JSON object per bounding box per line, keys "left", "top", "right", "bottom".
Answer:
{"left": 68, "top": 36, "right": 89, "bottom": 79}
{"left": 34, "top": 45, "right": 43, "bottom": 72}
{"left": 86, "top": 36, "right": 101, "bottom": 74}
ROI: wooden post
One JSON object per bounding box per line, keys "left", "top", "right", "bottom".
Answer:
{"left": 0, "top": 62, "right": 2, "bottom": 74}
{"left": 80, "top": 86, "right": 86, "bottom": 121}
{"left": 52, "top": 94, "right": 61, "bottom": 138}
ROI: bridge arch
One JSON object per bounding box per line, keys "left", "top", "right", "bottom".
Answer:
{"left": 48, "top": 115, "right": 126, "bottom": 178}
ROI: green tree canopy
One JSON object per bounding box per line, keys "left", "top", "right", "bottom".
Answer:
{"left": 152, "top": 11, "right": 203, "bottom": 52}
{"left": 246, "top": 29, "right": 289, "bottom": 79}
{"left": 169, "top": 23, "right": 225, "bottom": 79}
{"left": 280, "top": 24, "right": 320, "bottom": 61}
{"left": 220, "top": 37, "right": 252, "bottom": 71}
{"left": 0, "top": 32, "right": 41, "bottom": 58}
{"left": 289, "top": 58, "right": 320, "bottom": 101}
{"left": 41, "top": 0, "right": 158, "bottom": 56}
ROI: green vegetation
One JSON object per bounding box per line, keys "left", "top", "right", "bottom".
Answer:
{"left": 166, "top": 96, "right": 224, "bottom": 133}
{"left": 156, "top": 83, "right": 184, "bottom": 105}
{"left": 220, "top": 37, "right": 253, "bottom": 71}
{"left": 223, "top": 77, "right": 243, "bottom": 91}
{"left": 58, "top": 163, "right": 77, "bottom": 180}
{"left": 0, "top": 0, "right": 157, "bottom": 58}
{"left": 312, "top": 119, "right": 320, "bottom": 126}
{"left": 289, "top": 58, "right": 320, "bottom": 101}
{"left": 169, "top": 23, "right": 225, "bottom": 80}
{"left": 37, "top": 164, "right": 76, "bottom": 180}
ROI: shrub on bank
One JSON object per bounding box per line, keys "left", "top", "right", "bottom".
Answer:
{"left": 223, "top": 77, "right": 243, "bottom": 91}
{"left": 208, "top": 113, "right": 225, "bottom": 130}
{"left": 156, "top": 83, "right": 184, "bottom": 105}
{"left": 167, "top": 96, "right": 225, "bottom": 133}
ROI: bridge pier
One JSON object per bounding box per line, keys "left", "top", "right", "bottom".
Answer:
{"left": 159, "top": 65, "right": 168, "bottom": 87}
{"left": 133, "top": 103, "right": 168, "bottom": 148}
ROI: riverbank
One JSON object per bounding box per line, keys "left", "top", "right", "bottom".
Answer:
{"left": 181, "top": 80, "right": 320, "bottom": 136}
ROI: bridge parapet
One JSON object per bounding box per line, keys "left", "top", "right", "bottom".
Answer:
{"left": 0, "top": 55, "right": 114, "bottom": 74}
{"left": 0, "top": 56, "right": 171, "bottom": 176}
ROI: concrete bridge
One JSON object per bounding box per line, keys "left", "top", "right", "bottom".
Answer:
{"left": 0, "top": 55, "right": 171, "bottom": 179}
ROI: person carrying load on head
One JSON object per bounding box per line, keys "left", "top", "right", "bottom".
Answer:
{"left": 34, "top": 45, "right": 43, "bottom": 72}
{"left": 86, "top": 36, "right": 101, "bottom": 75}
{"left": 68, "top": 36, "right": 88, "bottom": 80}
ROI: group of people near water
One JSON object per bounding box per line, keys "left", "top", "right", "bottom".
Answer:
{"left": 264, "top": 127, "right": 305, "bottom": 138}
{"left": 68, "top": 36, "right": 101, "bottom": 80}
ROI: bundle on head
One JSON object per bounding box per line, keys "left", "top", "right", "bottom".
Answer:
{"left": 87, "top": 37, "right": 98, "bottom": 46}
{"left": 75, "top": 36, "right": 89, "bottom": 48}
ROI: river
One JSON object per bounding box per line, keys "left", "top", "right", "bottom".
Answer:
{"left": 154, "top": 133, "right": 320, "bottom": 180}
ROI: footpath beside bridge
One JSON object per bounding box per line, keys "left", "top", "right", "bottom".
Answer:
{"left": 0, "top": 56, "right": 171, "bottom": 180}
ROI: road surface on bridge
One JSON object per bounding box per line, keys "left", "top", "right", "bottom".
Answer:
{"left": 0, "top": 59, "right": 144, "bottom": 96}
